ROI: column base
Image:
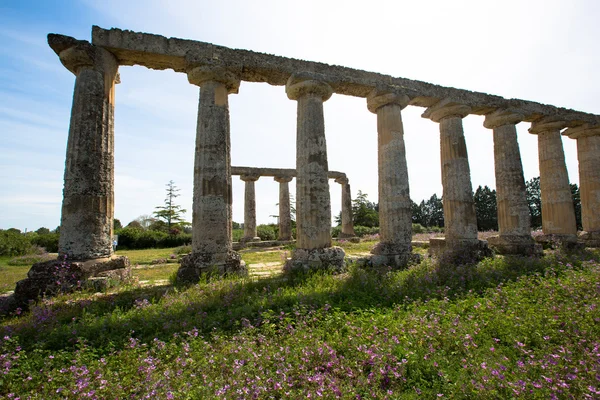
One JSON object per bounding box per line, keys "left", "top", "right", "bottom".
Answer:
{"left": 284, "top": 247, "right": 346, "bottom": 274}
{"left": 487, "top": 235, "right": 543, "bottom": 256}
{"left": 11, "top": 255, "right": 131, "bottom": 310}
{"left": 428, "top": 238, "right": 493, "bottom": 264}
{"left": 277, "top": 235, "right": 293, "bottom": 241}
{"left": 177, "top": 250, "right": 247, "bottom": 283}
{"left": 241, "top": 236, "right": 261, "bottom": 243}
{"left": 370, "top": 242, "right": 418, "bottom": 269}
{"left": 534, "top": 234, "right": 581, "bottom": 250}
{"left": 578, "top": 231, "right": 600, "bottom": 248}
{"left": 338, "top": 231, "right": 356, "bottom": 239}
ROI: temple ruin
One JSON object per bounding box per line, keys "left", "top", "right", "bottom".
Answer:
{"left": 15, "top": 25, "right": 600, "bottom": 295}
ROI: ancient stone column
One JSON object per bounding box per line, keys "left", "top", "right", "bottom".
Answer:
{"left": 529, "top": 118, "right": 577, "bottom": 245}
{"left": 423, "top": 100, "right": 489, "bottom": 259}
{"left": 274, "top": 176, "right": 293, "bottom": 241}
{"left": 334, "top": 176, "right": 356, "bottom": 238}
{"left": 367, "top": 91, "right": 413, "bottom": 267}
{"left": 563, "top": 124, "right": 600, "bottom": 247}
{"left": 285, "top": 73, "right": 345, "bottom": 272}
{"left": 48, "top": 36, "right": 119, "bottom": 261}
{"left": 241, "top": 174, "right": 261, "bottom": 242}
{"left": 483, "top": 110, "right": 539, "bottom": 255}
{"left": 178, "top": 64, "right": 246, "bottom": 282}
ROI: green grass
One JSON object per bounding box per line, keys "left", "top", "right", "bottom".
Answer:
{"left": 1, "top": 247, "right": 599, "bottom": 398}
{"left": 116, "top": 247, "right": 180, "bottom": 265}
{"left": 240, "top": 248, "right": 287, "bottom": 264}
{"left": 134, "top": 264, "right": 179, "bottom": 284}
{"left": 0, "top": 256, "right": 31, "bottom": 294}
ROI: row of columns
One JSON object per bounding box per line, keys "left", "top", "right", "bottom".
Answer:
{"left": 52, "top": 37, "right": 600, "bottom": 280}
{"left": 238, "top": 174, "right": 355, "bottom": 242}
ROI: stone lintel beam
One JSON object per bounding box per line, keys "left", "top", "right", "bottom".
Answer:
{"left": 334, "top": 176, "right": 348, "bottom": 185}
{"left": 231, "top": 166, "right": 346, "bottom": 181}
{"left": 89, "top": 26, "right": 600, "bottom": 125}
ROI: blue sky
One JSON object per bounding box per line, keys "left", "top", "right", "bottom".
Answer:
{"left": 1, "top": 0, "right": 599, "bottom": 231}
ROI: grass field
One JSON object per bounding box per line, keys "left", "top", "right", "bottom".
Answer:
{"left": 1, "top": 246, "right": 599, "bottom": 398}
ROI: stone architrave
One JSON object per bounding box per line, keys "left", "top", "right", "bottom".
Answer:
{"left": 285, "top": 73, "right": 345, "bottom": 272}
{"left": 563, "top": 124, "right": 600, "bottom": 247}
{"left": 366, "top": 91, "right": 413, "bottom": 267}
{"left": 423, "top": 100, "right": 490, "bottom": 260}
{"left": 240, "top": 174, "right": 261, "bottom": 242}
{"left": 49, "top": 36, "right": 120, "bottom": 261}
{"left": 334, "top": 176, "right": 356, "bottom": 238}
{"left": 529, "top": 118, "right": 578, "bottom": 245}
{"left": 178, "top": 64, "right": 246, "bottom": 282}
{"left": 274, "top": 176, "right": 293, "bottom": 241}
{"left": 483, "top": 110, "right": 540, "bottom": 255}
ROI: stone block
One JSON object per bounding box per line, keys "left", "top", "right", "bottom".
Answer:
{"left": 284, "top": 247, "right": 346, "bottom": 274}
{"left": 487, "top": 235, "right": 543, "bottom": 256}
{"left": 177, "top": 250, "right": 247, "bottom": 283}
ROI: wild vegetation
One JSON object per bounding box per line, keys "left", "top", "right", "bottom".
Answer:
{"left": 0, "top": 244, "right": 598, "bottom": 398}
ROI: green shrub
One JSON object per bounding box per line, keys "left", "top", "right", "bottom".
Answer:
{"left": 331, "top": 226, "right": 341, "bottom": 238}
{"left": 412, "top": 223, "right": 425, "bottom": 234}
{"left": 232, "top": 229, "right": 244, "bottom": 242}
{"left": 30, "top": 233, "right": 59, "bottom": 253}
{"left": 0, "top": 230, "right": 32, "bottom": 256}
{"left": 353, "top": 225, "right": 379, "bottom": 237}
{"left": 257, "top": 224, "right": 277, "bottom": 241}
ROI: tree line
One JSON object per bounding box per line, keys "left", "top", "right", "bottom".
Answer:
{"left": 339, "top": 176, "right": 582, "bottom": 232}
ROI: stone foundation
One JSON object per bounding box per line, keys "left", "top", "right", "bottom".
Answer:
{"left": 284, "top": 247, "right": 346, "bottom": 274}
{"left": 428, "top": 238, "right": 493, "bottom": 264}
{"left": 487, "top": 235, "right": 543, "bottom": 256}
{"left": 370, "top": 242, "right": 416, "bottom": 269}
{"left": 12, "top": 255, "right": 130, "bottom": 309}
{"left": 578, "top": 231, "right": 600, "bottom": 248}
{"left": 177, "top": 250, "right": 247, "bottom": 282}
{"left": 534, "top": 233, "right": 581, "bottom": 250}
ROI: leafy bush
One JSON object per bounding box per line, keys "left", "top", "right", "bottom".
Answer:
{"left": 0, "top": 230, "right": 32, "bottom": 256}
{"left": 353, "top": 225, "right": 379, "bottom": 237}
{"left": 331, "top": 226, "right": 341, "bottom": 238}
{"left": 30, "top": 233, "right": 59, "bottom": 253}
{"left": 232, "top": 229, "right": 244, "bottom": 242}
{"left": 257, "top": 224, "right": 277, "bottom": 241}
{"left": 412, "top": 223, "right": 425, "bottom": 234}
{"left": 174, "top": 245, "right": 192, "bottom": 255}
{"left": 115, "top": 228, "right": 191, "bottom": 249}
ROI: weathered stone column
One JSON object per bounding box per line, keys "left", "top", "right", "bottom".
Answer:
{"left": 423, "top": 100, "right": 490, "bottom": 260}
{"left": 48, "top": 36, "right": 119, "bottom": 261}
{"left": 274, "top": 176, "right": 293, "bottom": 241}
{"left": 483, "top": 110, "right": 540, "bottom": 255}
{"left": 529, "top": 118, "right": 577, "bottom": 245}
{"left": 241, "top": 174, "right": 261, "bottom": 242}
{"left": 563, "top": 124, "right": 600, "bottom": 247}
{"left": 178, "top": 64, "right": 246, "bottom": 282}
{"left": 334, "top": 176, "right": 356, "bottom": 238}
{"left": 11, "top": 35, "right": 131, "bottom": 309}
{"left": 284, "top": 73, "right": 345, "bottom": 272}
{"left": 367, "top": 91, "right": 413, "bottom": 267}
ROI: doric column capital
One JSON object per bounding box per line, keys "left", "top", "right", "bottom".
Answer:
{"left": 187, "top": 63, "right": 240, "bottom": 94}
{"left": 528, "top": 116, "right": 567, "bottom": 135}
{"left": 422, "top": 99, "right": 471, "bottom": 123}
{"left": 274, "top": 176, "right": 293, "bottom": 183}
{"left": 483, "top": 109, "right": 525, "bottom": 129}
{"left": 366, "top": 90, "right": 410, "bottom": 114}
{"left": 286, "top": 72, "right": 333, "bottom": 101}
{"left": 334, "top": 176, "right": 349, "bottom": 185}
{"left": 562, "top": 123, "right": 600, "bottom": 139}
{"left": 240, "top": 174, "right": 260, "bottom": 182}
{"left": 48, "top": 34, "right": 117, "bottom": 76}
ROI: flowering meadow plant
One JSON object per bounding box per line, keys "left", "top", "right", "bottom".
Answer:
{"left": 1, "top": 249, "right": 599, "bottom": 398}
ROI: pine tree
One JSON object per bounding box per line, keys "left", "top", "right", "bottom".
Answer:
{"left": 153, "top": 180, "right": 187, "bottom": 232}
